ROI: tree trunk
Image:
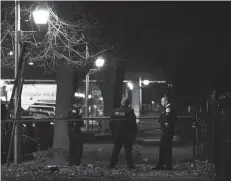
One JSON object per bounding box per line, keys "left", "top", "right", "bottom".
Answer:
{"left": 99, "top": 65, "right": 126, "bottom": 130}
{"left": 52, "top": 63, "right": 77, "bottom": 165}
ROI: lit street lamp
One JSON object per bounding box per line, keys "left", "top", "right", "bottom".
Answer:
{"left": 127, "top": 82, "right": 134, "bottom": 90}
{"left": 85, "top": 56, "right": 106, "bottom": 130}
{"left": 13, "top": 0, "right": 49, "bottom": 164}
{"left": 28, "top": 61, "right": 34, "bottom": 66}
{"left": 143, "top": 80, "right": 150, "bottom": 86}
{"left": 33, "top": 7, "right": 49, "bottom": 25}
{"left": 94, "top": 56, "right": 105, "bottom": 68}
{"left": 8, "top": 51, "right": 14, "bottom": 56}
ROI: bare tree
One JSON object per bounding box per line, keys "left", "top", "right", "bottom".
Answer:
{"left": 1, "top": 2, "right": 110, "bottom": 165}
{"left": 1, "top": 3, "right": 108, "bottom": 69}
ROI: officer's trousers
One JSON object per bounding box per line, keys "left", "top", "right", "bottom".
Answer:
{"left": 157, "top": 130, "right": 173, "bottom": 168}
{"left": 109, "top": 134, "right": 134, "bottom": 168}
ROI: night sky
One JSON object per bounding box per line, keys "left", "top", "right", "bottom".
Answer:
{"left": 56, "top": 1, "right": 231, "bottom": 104}
{"left": 2, "top": 1, "right": 231, "bottom": 105}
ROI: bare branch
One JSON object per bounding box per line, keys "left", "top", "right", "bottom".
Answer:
{"left": 1, "top": 3, "right": 110, "bottom": 70}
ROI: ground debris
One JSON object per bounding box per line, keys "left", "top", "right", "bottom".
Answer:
{"left": 1, "top": 157, "right": 214, "bottom": 179}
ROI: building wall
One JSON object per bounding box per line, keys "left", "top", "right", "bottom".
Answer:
{"left": 4, "top": 83, "right": 57, "bottom": 109}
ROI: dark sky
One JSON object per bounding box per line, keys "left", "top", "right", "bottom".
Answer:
{"left": 2, "top": 1, "right": 231, "bottom": 104}
{"left": 80, "top": 1, "right": 231, "bottom": 103}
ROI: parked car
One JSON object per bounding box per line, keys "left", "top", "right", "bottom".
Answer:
{"left": 28, "top": 104, "right": 55, "bottom": 117}
{"left": 1, "top": 101, "right": 37, "bottom": 163}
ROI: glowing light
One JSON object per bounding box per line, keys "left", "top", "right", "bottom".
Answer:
{"left": 127, "top": 82, "right": 133, "bottom": 90}
{"left": 9, "top": 51, "right": 14, "bottom": 56}
{"left": 143, "top": 80, "right": 150, "bottom": 86}
{"left": 0, "top": 80, "right": 5, "bottom": 87}
{"left": 74, "top": 93, "right": 85, "bottom": 98}
{"left": 33, "top": 8, "right": 49, "bottom": 25}
{"left": 95, "top": 57, "right": 105, "bottom": 68}
{"left": 29, "top": 61, "right": 34, "bottom": 66}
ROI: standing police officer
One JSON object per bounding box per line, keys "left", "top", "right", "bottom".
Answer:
{"left": 108, "top": 98, "right": 137, "bottom": 169}
{"left": 153, "top": 95, "right": 176, "bottom": 170}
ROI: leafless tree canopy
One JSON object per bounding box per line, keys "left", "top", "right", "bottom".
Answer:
{"left": 1, "top": 3, "right": 110, "bottom": 70}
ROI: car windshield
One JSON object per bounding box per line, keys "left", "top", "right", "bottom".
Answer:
{"left": 28, "top": 106, "right": 54, "bottom": 112}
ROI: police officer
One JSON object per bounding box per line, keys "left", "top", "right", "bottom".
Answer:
{"left": 153, "top": 95, "right": 176, "bottom": 170}
{"left": 108, "top": 98, "right": 137, "bottom": 169}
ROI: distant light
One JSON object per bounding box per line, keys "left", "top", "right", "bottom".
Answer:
{"left": 88, "top": 95, "right": 92, "bottom": 99}
{"left": 75, "top": 92, "right": 85, "bottom": 98}
{"left": 9, "top": 51, "right": 14, "bottom": 56}
{"left": 50, "top": 122, "right": 54, "bottom": 125}
{"left": 127, "top": 82, "right": 133, "bottom": 90}
{"left": 151, "top": 101, "right": 154, "bottom": 104}
{"left": 99, "top": 97, "right": 103, "bottom": 100}
{"left": 156, "top": 81, "right": 166, "bottom": 83}
{"left": 33, "top": 8, "right": 49, "bottom": 25}
{"left": 95, "top": 57, "right": 105, "bottom": 68}
{"left": 0, "top": 80, "right": 5, "bottom": 87}
{"left": 29, "top": 61, "right": 34, "bottom": 66}
{"left": 143, "top": 80, "right": 150, "bottom": 86}
{"left": 0, "top": 96, "right": 6, "bottom": 101}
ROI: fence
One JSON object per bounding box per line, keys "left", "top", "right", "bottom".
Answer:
{"left": 7, "top": 114, "right": 227, "bottom": 171}
{"left": 1, "top": 115, "right": 196, "bottom": 136}
{"left": 1, "top": 115, "right": 197, "bottom": 160}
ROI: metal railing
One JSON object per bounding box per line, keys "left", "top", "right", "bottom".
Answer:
{"left": 1, "top": 115, "right": 195, "bottom": 124}
{"left": 1, "top": 115, "right": 197, "bottom": 166}
{"left": 1, "top": 115, "right": 196, "bottom": 140}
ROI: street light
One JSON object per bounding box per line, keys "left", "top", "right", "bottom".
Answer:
{"left": 85, "top": 56, "right": 106, "bottom": 130}
{"left": 9, "top": 51, "right": 14, "bottom": 56}
{"left": 33, "top": 7, "right": 49, "bottom": 25}
{"left": 127, "top": 82, "right": 134, "bottom": 90}
{"left": 95, "top": 56, "right": 105, "bottom": 68}
{"left": 28, "top": 61, "right": 34, "bottom": 66}
{"left": 13, "top": 0, "right": 49, "bottom": 165}
{"left": 143, "top": 80, "right": 150, "bottom": 86}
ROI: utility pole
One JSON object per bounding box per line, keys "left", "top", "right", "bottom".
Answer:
{"left": 14, "top": 0, "right": 21, "bottom": 164}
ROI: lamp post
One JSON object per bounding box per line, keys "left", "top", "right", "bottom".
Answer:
{"left": 14, "top": 0, "right": 21, "bottom": 165}
{"left": 14, "top": 0, "right": 49, "bottom": 164}
{"left": 85, "top": 56, "right": 105, "bottom": 131}
{"left": 139, "top": 77, "right": 142, "bottom": 111}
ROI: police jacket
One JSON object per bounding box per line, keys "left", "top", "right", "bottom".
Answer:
{"left": 163, "top": 103, "right": 177, "bottom": 134}
{"left": 110, "top": 106, "right": 137, "bottom": 137}
{"left": 159, "top": 112, "right": 165, "bottom": 131}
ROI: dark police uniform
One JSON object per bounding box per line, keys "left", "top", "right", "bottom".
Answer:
{"left": 156, "top": 103, "right": 176, "bottom": 170}
{"left": 109, "top": 105, "right": 137, "bottom": 168}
